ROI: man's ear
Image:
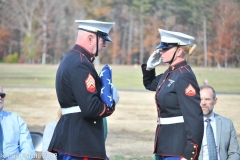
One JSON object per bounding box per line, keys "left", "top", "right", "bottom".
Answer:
{"left": 213, "top": 97, "right": 218, "bottom": 105}
{"left": 88, "top": 35, "right": 93, "bottom": 42}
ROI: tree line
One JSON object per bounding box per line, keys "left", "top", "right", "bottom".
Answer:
{"left": 0, "top": 0, "right": 239, "bottom": 67}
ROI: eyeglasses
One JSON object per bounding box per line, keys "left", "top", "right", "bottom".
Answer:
{"left": 0, "top": 93, "right": 6, "bottom": 98}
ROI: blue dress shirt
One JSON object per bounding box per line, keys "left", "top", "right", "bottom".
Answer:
{"left": 0, "top": 110, "right": 35, "bottom": 160}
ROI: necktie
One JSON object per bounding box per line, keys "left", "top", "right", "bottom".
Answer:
{"left": 205, "top": 118, "right": 218, "bottom": 160}
{"left": 0, "top": 117, "right": 3, "bottom": 159}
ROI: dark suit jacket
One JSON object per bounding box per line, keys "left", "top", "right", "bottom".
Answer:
{"left": 198, "top": 113, "right": 240, "bottom": 160}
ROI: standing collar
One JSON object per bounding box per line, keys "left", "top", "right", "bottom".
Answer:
{"left": 168, "top": 60, "right": 187, "bottom": 71}
{"left": 73, "top": 45, "right": 95, "bottom": 63}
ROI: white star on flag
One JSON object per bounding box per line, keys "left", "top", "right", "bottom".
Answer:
{"left": 99, "top": 70, "right": 106, "bottom": 78}
{"left": 107, "top": 79, "right": 113, "bottom": 88}
{"left": 101, "top": 87, "right": 105, "bottom": 95}
{"left": 99, "top": 65, "right": 114, "bottom": 108}
{"left": 107, "top": 95, "right": 112, "bottom": 102}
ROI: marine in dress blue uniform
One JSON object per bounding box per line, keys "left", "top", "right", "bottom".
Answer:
{"left": 141, "top": 29, "right": 204, "bottom": 160}
{"left": 48, "top": 20, "right": 117, "bottom": 160}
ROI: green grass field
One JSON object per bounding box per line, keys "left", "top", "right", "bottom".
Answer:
{"left": 1, "top": 63, "right": 240, "bottom": 159}
{"left": 1, "top": 63, "right": 240, "bottom": 92}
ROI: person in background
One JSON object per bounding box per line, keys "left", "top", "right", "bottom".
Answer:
{"left": 198, "top": 85, "right": 240, "bottom": 160}
{"left": 42, "top": 108, "right": 62, "bottom": 160}
{"left": 141, "top": 29, "right": 204, "bottom": 160}
{"left": 48, "top": 20, "right": 118, "bottom": 160}
{"left": 0, "top": 86, "right": 35, "bottom": 159}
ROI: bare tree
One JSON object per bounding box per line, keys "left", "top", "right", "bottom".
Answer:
{"left": 52, "top": 0, "right": 87, "bottom": 64}
{"left": 1, "top": 0, "right": 40, "bottom": 62}
{"left": 0, "top": 0, "right": 239, "bottom": 66}
{"left": 33, "top": 0, "right": 59, "bottom": 64}
{"left": 127, "top": 8, "right": 134, "bottom": 65}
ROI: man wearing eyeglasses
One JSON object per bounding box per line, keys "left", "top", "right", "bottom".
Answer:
{"left": 0, "top": 86, "right": 35, "bottom": 159}
{"left": 198, "top": 85, "right": 240, "bottom": 160}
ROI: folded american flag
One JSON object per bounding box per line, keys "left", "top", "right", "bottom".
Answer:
{"left": 99, "top": 65, "right": 113, "bottom": 108}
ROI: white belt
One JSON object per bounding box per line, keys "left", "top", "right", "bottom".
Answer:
{"left": 157, "top": 116, "right": 184, "bottom": 125}
{"left": 62, "top": 106, "right": 81, "bottom": 115}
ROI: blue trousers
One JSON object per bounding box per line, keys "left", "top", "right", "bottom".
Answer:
{"left": 157, "top": 155, "right": 181, "bottom": 160}
{"left": 57, "top": 152, "right": 106, "bottom": 160}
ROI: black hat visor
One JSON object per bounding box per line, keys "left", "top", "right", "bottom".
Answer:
{"left": 78, "top": 28, "right": 112, "bottom": 42}
{"left": 156, "top": 42, "right": 178, "bottom": 50}
{"left": 97, "top": 31, "right": 112, "bottom": 42}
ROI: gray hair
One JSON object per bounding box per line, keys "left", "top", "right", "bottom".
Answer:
{"left": 200, "top": 85, "right": 216, "bottom": 98}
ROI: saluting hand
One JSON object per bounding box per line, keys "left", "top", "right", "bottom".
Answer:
{"left": 146, "top": 49, "right": 161, "bottom": 70}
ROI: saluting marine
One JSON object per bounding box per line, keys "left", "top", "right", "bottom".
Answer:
{"left": 48, "top": 20, "right": 118, "bottom": 160}
{"left": 141, "top": 29, "right": 204, "bottom": 160}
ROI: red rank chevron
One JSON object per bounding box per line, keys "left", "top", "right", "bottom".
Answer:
{"left": 85, "top": 73, "right": 96, "bottom": 92}
{"left": 185, "top": 84, "right": 196, "bottom": 96}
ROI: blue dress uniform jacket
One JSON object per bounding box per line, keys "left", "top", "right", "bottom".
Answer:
{"left": 48, "top": 45, "right": 115, "bottom": 159}
{"left": 142, "top": 61, "right": 204, "bottom": 160}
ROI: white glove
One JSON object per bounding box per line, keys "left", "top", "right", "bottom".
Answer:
{"left": 181, "top": 158, "right": 187, "bottom": 160}
{"left": 146, "top": 49, "right": 161, "bottom": 69}
{"left": 112, "top": 86, "right": 119, "bottom": 104}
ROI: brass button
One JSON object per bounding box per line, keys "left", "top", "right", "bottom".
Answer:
{"left": 192, "top": 151, "right": 195, "bottom": 154}
{"left": 193, "top": 145, "right": 196, "bottom": 148}
{"left": 107, "top": 108, "right": 109, "bottom": 111}
{"left": 94, "top": 121, "right": 96, "bottom": 124}
{"left": 190, "top": 158, "right": 193, "bottom": 160}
